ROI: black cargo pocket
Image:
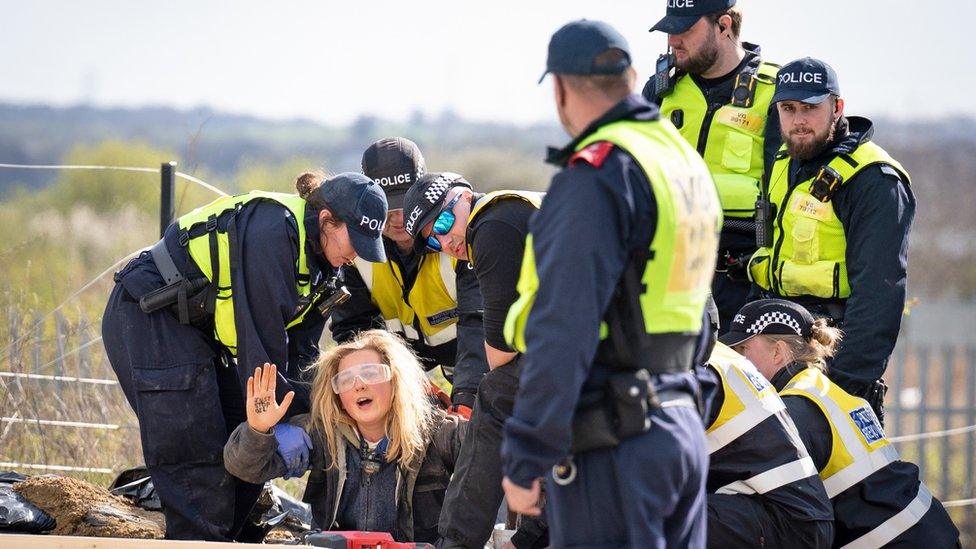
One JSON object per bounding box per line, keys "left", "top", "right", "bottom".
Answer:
{"left": 133, "top": 362, "right": 224, "bottom": 467}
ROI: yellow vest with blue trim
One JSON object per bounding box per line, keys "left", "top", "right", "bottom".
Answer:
{"left": 661, "top": 61, "right": 779, "bottom": 218}
{"left": 705, "top": 343, "right": 818, "bottom": 494}
{"left": 352, "top": 252, "right": 460, "bottom": 347}
{"left": 505, "top": 118, "right": 722, "bottom": 354}
{"left": 748, "top": 142, "right": 910, "bottom": 298}
{"left": 465, "top": 190, "right": 543, "bottom": 270}
{"left": 178, "top": 190, "right": 312, "bottom": 355}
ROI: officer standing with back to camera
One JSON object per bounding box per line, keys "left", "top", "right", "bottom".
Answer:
{"left": 643, "top": 0, "right": 780, "bottom": 332}
{"left": 748, "top": 58, "right": 916, "bottom": 425}
{"left": 331, "top": 137, "right": 489, "bottom": 417}
{"left": 501, "top": 20, "right": 721, "bottom": 547}
{"left": 401, "top": 172, "right": 545, "bottom": 548}
{"left": 102, "top": 172, "right": 388, "bottom": 540}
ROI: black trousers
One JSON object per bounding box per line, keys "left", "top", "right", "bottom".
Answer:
{"left": 101, "top": 283, "right": 262, "bottom": 540}
{"left": 707, "top": 493, "right": 834, "bottom": 548}
{"left": 439, "top": 358, "right": 524, "bottom": 548}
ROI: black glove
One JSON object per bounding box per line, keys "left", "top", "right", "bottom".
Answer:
{"left": 858, "top": 379, "right": 888, "bottom": 428}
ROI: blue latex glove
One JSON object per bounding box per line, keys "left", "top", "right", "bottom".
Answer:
{"left": 274, "top": 423, "right": 312, "bottom": 479}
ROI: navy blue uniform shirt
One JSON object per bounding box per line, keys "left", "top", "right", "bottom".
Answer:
{"left": 502, "top": 95, "right": 701, "bottom": 487}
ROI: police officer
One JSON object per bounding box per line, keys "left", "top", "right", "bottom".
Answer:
{"left": 698, "top": 307, "right": 833, "bottom": 547}
{"left": 643, "top": 0, "right": 780, "bottom": 332}
{"left": 501, "top": 20, "right": 721, "bottom": 547}
{"left": 101, "top": 172, "right": 388, "bottom": 540}
{"left": 401, "top": 173, "right": 544, "bottom": 548}
{"left": 748, "top": 58, "right": 916, "bottom": 424}
{"left": 331, "top": 138, "right": 489, "bottom": 417}
{"left": 725, "top": 299, "right": 959, "bottom": 547}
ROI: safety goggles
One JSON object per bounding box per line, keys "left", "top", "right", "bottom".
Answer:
{"left": 330, "top": 363, "right": 392, "bottom": 394}
{"left": 425, "top": 193, "right": 463, "bottom": 252}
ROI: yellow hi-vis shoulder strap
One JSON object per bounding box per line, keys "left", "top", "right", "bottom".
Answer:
{"left": 465, "top": 190, "right": 543, "bottom": 269}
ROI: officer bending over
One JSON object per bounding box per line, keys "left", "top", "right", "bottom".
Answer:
{"left": 698, "top": 307, "right": 833, "bottom": 547}
{"left": 402, "top": 172, "right": 544, "bottom": 548}
{"left": 644, "top": 0, "right": 781, "bottom": 332}
{"left": 102, "top": 172, "right": 388, "bottom": 540}
{"left": 331, "top": 138, "right": 488, "bottom": 417}
{"left": 502, "top": 20, "right": 720, "bottom": 548}
{"left": 748, "top": 58, "right": 916, "bottom": 424}
{"left": 726, "top": 299, "right": 959, "bottom": 548}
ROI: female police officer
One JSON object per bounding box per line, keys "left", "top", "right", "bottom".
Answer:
{"left": 724, "top": 299, "right": 959, "bottom": 548}
{"left": 101, "top": 171, "right": 387, "bottom": 541}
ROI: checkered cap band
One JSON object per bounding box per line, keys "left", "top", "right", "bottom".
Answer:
{"left": 746, "top": 311, "right": 803, "bottom": 336}
{"left": 424, "top": 173, "right": 462, "bottom": 204}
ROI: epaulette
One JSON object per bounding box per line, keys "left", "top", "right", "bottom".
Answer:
{"left": 569, "top": 141, "right": 615, "bottom": 168}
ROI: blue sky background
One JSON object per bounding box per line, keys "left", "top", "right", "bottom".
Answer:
{"left": 2, "top": 0, "right": 972, "bottom": 125}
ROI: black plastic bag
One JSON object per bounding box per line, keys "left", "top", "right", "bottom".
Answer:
{"left": 0, "top": 471, "right": 56, "bottom": 533}
{"left": 109, "top": 466, "right": 161, "bottom": 511}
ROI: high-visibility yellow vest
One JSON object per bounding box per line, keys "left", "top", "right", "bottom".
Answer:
{"left": 465, "top": 190, "right": 544, "bottom": 269}
{"left": 661, "top": 61, "right": 779, "bottom": 218}
{"left": 352, "top": 252, "right": 460, "bottom": 347}
{"left": 178, "top": 191, "right": 312, "bottom": 355}
{"left": 781, "top": 366, "right": 935, "bottom": 548}
{"left": 706, "top": 343, "right": 818, "bottom": 495}
{"left": 748, "top": 142, "right": 910, "bottom": 298}
{"left": 505, "top": 118, "right": 722, "bottom": 353}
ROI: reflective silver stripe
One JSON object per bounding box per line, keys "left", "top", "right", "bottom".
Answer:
{"left": 425, "top": 323, "right": 458, "bottom": 346}
{"left": 840, "top": 483, "right": 933, "bottom": 549}
{"left": 823, "top": 444, "right": 900, "bottom": 498}
{"left": 793, "top": 379, "right": 900, "bottom": 498}
{"left": 714, "top": 456, "right": 818, "bottom": 495}
{"left": 706, "top": 356, "right": 785, "bottom": 453}
{"left": 437, "top": 253, "right": 458, "bottom": 301}
{"left": 353, "top": 257, "right": 375, "bottom": 293}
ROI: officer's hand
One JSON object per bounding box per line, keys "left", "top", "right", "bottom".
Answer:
{"left": 274, "top": 423, "right": 313, "bottom": 479}
{"left": 502, "top": 477, "right": 542, "bottom": 516}
{"left": 245, "top": 363, "right": 294, "bottom": 433}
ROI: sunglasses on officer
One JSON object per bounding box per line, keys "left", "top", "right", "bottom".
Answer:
{"left": 425, "top": 192, "right": 463, "bottom": 252}
{"left": 330, "top": 363, "right": 393, "bottom": 394}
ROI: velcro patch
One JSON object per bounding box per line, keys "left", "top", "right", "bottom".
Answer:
{"left": 570, "top": 141, "right": 615, "bottom": 168}
{"left": 427, "top": 308, "right": 459, "bottom": 326}
{"left": 849, "top": 405, "right": 884, "bottom": 443}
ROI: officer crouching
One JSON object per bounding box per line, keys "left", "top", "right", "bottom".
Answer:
{"left": 501, "top": 20, "right": 721, "bottom": 548}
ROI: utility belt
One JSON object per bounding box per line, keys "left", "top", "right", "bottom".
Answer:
{"left": 569, "top": 369, "right": 697, "bottom": 454}
{"left": 137, "top": 239, "right": 214, "bottom": 327}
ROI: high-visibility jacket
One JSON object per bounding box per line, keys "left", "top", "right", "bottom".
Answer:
{"left": 352, "top": 252, "right": 460, "bottom": 347}
{"left": 782, "top": 367, "right": 935, "bottom": 548}
{"left": 465, "top": 190, "right": 544, "bottom": 269}
{"left": 661, "top": 59, "right": 779, "bottom": 219}
{"left": 178, "top": 191, "right": 313, "bottom": 355}
{"left": 706, "top": 343, "right": 819, "bottom": 495}
{"left": 749, "top": 142, "right": 910, "bottom": 298}
{"left": 505, "top": 118, "right": 721, "bottom": 366}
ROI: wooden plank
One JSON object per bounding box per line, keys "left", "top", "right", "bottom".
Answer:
{"left": 0, "top": 533, "right": 297, "bottom": 548}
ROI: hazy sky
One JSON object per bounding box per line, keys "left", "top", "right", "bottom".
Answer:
{"left": 2, "top": 0, "right": 972, "bottom": 125}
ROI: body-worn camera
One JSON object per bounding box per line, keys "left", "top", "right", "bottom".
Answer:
{"left": 810, "top": 166, "right": 844, "bottom": 203}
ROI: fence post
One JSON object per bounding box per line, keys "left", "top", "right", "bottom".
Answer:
{"left": 940, "top": 346, "right": 953, "bottom": 501}
{"left": 160, "top": 161, "right": 177, "bottom": 238}
{"left": 967, "top": 347, "right": 975, "bottom": 538}
{"left": 54, "top": 312, "right": 67, "bottom": 401}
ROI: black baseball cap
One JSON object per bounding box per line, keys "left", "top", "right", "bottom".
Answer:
{"left": 540, "top": 19, "right": 631, "bottom": 83}
{"left": 361, "top": 137, "right": 427, "bottom": 210}
{"left": 718, "top": 299, "right": 815, "bottom": 347}
{"left": 650, "top": 0, "right": 736, "bottom": 34}
{"left": 772, "top": 57, "right": 841, "bottom": 104}
{"left": 313, "top": 172, "right": 388, "bottom": 263}
{"left": 401, "top": 172, "right": 472, "bottom": 239}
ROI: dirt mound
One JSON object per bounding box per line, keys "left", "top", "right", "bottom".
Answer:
{"left": 14, "top": 475, "right": 164, "bottom": 538}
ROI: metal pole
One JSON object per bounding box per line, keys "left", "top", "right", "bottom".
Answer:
{"left": 160, "top": 161, "right": 176, "bottom": 238}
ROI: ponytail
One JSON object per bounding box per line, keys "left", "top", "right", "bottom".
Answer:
{"left": 766, "top": 318, "right": 843, "bottom": 372}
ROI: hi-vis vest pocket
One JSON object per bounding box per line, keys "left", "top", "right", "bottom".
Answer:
{"left": 713, "top": 174, "right": 760, "bottom": 216}
{"left": 748, "top": 248, "right": 772, "bottom": 288}
{"left": 721, "top": 131, "right": 755, "bottom": 174}
{"left": 789, "top": 216, "right": 820, "bottom": 265}
{"left": 779, "top": 260, "right": 836, "bottom": 298}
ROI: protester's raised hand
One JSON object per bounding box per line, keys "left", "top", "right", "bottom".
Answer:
{"left": 246, "top": 363, "right": 294, "bottom": 433}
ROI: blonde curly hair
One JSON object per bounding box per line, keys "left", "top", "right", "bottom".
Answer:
{"left": 307, "top": 330, "right": 435, "bottom": 470}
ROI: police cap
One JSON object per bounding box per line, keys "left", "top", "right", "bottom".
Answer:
{"left": 772, "top": 57, "right": 841, "bottom": 104}
{"left": 540, "top": 19, "right": 631, "bottom": 84}
{"left": 314, "top": 172, "right": 388, "bottom": 263}
{"left": 362, "top": 137, "right": 427, "bottom": 210}
{"left": 650, "top": 0, "right": 736, "bottom": 35}
{"left": 718, "top": 299, "right": 816, "bottom": 347}
{"left": 401, "top": 172, "right": 473, "bottom": 239}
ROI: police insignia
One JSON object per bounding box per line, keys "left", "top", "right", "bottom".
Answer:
{"left": 427, "top": 309, "right": 459, "bottom": 326}
{"left": 849, "top": 405, "right": 884, "bottom": 443}
{"left": 570, "top": 141, "right": 615, "bottom": 168}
